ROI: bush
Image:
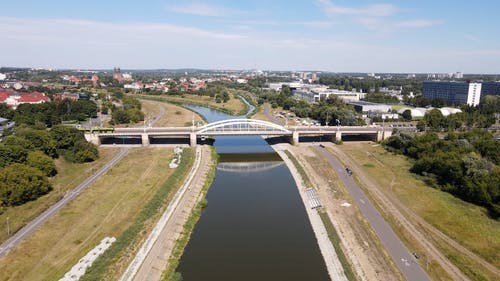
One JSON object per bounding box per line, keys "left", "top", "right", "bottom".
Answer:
{"left": 0, "top": 163, "right": 52, "bottom": 206}
{"left": 27, "top": 150, "right": 57, "bottom": 177}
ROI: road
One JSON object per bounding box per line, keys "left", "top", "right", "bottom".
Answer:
{"left": 315, "top": 146, "right": 431, "bottom": 281}
{"left": 0, "top": 148, "right": 129, "bottom": 258}
{"left": 0, "top": 102, "right": 166, "bottom": 258}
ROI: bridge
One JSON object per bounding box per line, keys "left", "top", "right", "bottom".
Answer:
{"left": 84, "top": 119, "right": 392, "bottom": 146}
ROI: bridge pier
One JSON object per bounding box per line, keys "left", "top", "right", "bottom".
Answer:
{"left": 292, "top": 131, "right": 299, "bottom": 145}
{"left": 190, "top": 133, "right": 197, "bottom": 147}
{"left": 383, "top": 129, "right": 392, "bottom": 140}
{"left": 376, "top": 129, "right": 393, "bottom": 142}
{"left": 335, "top": 130, "right": 342, "bottom": 142}
{"left": 85, "top": 133, "right": 101, "bottom": 146}
{"left": 141, "top": 133, "right": 150, "bottom": 146}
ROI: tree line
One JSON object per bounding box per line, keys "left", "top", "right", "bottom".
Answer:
{"left": 414, "top": 96, "right": 500, "bottom": 131}
{"left": 259, "top": 86, "right": 364, "bottom": 126}
{"left": 384, "top": 130, "right": 500, "bottom": 218}
{"left": 0, "top": 100, "right": 99, "bottom": 208}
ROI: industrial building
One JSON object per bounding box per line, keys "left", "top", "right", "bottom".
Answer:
{"left": 347, "top": 101, "right": 391, "bottom": 113}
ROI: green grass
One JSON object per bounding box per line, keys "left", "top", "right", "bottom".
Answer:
{"left": 284, "top": 150, "right": 313, "bottom": 187}
{"left": 318, "top": 211, "right": 358, "bottom": 281}
{"left": 286, "top": 150, "right": 359, "bottom": 281}
{"left": 338, "top": 143, "right": 500, "bottom": 280}
{"left": 80, "top": 149, "right": 194, "bottom": 281}
{"left": 0, "top": 148, "right": 121, "bottom": 244}
{"left": 162, "top": 147, "right": 218, "bottom": 281}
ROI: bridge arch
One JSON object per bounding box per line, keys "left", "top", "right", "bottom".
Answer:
{"left": 196, "top": 119, "right": 292, "bottom": 135}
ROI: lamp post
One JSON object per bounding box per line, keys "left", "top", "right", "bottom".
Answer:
{"left": 6, "top": 217, "right": 10, "bottom": 236}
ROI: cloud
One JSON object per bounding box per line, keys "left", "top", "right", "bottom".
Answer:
{"left": 166, "top": 2, "right": 242, "bottom": 17}
{"left": 316, "top": 0, "right": 398, "bottom": 17}
{"left": 315, "top": 0, "right": 443, "bottom": 33}
{"left": 395, "top": 19, "right": 443, "bottom": 28}
{"left": 234, "top": 19, "right": 332, "bottom": 28}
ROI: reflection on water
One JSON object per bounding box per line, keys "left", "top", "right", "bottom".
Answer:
{"left": 176, "top": 105, "right": 329, "bottom": 281}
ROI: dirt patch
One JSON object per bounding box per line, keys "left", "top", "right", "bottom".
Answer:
{"left": 286, "top": 143, "right": 403, "bottom": 281}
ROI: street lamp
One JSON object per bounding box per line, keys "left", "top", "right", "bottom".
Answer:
{"left": 6, "top": 217, "right": 10, "bottom": 236}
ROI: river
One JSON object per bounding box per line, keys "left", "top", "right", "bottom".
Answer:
{"left": 176, "top": 105, "right": 329, "bottom": 281}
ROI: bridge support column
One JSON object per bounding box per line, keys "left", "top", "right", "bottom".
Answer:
{"left": 85, "top": 133, "right": 101, "bottom": 146}
{"left": 335, "top": 130, "right": 342, "bottom": 142}
{"left": 292, "top": 131, "right": 299, "bottom": 145}
{"left": 190, "top": 133, "right": 197, "bottom": 147}
{"left": 376, "top": 131, "right": 384, "bottom": 142}
{"left": 141, "top": 133, "right": 150, "bottom": 146}
{"left": 383, "top": 129, "right": 392, "bottom": 140}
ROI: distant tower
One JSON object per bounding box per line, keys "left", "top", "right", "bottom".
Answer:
{"left": 113, "top": 67, "right": 124, "bottom": 83}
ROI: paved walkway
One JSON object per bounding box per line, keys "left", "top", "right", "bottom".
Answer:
{"left": 316, "top": 146, "right": 431, "bottom": 281}
{"left": 274, "top": 145, "right": 349, "bottom": 281}
{"left": 119, "top": 145, "right": 213, "bottom": 281}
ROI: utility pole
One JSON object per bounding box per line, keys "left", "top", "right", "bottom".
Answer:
{"left": 6, "top": 217, "right": 10, "bottom": 236}
{"left": 192, "top": 113, "right": 195, "bottom": 131}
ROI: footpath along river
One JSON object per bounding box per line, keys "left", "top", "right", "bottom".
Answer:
{"left": 175, "top": 105, "right": 330, "bottom": 281}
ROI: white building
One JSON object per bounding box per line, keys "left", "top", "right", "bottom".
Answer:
{"left": 0, "top": 73, "right": 6, "bottom": 80}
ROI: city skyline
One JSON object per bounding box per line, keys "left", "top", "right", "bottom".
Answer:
{"left": 1, "top": 0, "right": 500, "bottom": 73}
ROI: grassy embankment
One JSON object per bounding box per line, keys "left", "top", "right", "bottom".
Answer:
{"left": 0, "top": 148, "right": 121, "bottom": 244}
{"left": 161, "top": 147, "right": 218, "bottom": 281}
{"left": 338, "top": 142, "right": 500, "bottom": 281}
{"left": 108, "top": 97, "right": 204, "bottom": 128}
{"left": 80, "top": 148, "right": 195, "bottom": 281}
{"left": 0, "top": 148, "right": 193, "bottom": 281}
{"left": 304, "top": 147, "right": 404, "bottom": 281}
{"left": 135, "top": 93, "right": 247, "bottom": 116}
{"left": 283, "top": 150, "right": 357, "bottom": 281}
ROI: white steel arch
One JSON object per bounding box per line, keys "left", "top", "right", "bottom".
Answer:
{"left": 196, "top": 119, "right": 292, "bottom": 135}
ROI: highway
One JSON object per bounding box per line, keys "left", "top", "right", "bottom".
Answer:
{"left": 0, "top": 148, "right": 129, "bottom": 258}
{"left": 315, "top": 146, "right": 431, "bottom": 281}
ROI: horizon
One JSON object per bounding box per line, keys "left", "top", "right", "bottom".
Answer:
{"left": 2, "top": 67, "right": 500, "bottom": 76}
{"left": 1, "top": 1, "right": 500, "bottom": 73}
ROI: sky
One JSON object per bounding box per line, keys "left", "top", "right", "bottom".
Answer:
{"left": 1, "top": 0, "right": 500, "bottom": 73}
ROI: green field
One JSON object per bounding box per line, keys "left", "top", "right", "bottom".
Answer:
{"left": 339, "top": 142, "right": 500, "bottom": 280}
{"left": 0, "top": 148, "right": 121, "bottom": 244}
{"left": 0, "top": 148, "right": 190, "bottom": 281}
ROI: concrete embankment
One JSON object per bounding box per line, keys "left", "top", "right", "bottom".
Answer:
{"left": 272, "top": 144, "right": 349, "bottom": 281}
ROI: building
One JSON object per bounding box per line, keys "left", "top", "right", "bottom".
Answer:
{"left": 422, "top": 81, "right": 482, "bottom": 106}
{"left": 347, "top": 101, "right": 391, "bottom": 113}
{"left": 0, "top": 73, "right": 6, "bottom": 80}
{"left": 0, "top": 90, "right": 50, "bottom": 109}
{"left": 53, "top": 92, "right": 79, "bottom": 101}
{"left": 480, "top": 81, "right": 500, "bottom": 98}
{"left": 113, "top": 67, "right": 124, "bottom": 83}
{"left": 423, "top": 81, "right": 500, "bottom": 106}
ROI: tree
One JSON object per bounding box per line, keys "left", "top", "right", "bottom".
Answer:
{"left": 50, "top": 125, "right": 83, "bottom": 149}
{"left": 0, "top": 144, "right": 28, "bottom": 168}
{"left": 14, "top": 127, "right": 57, "bottom": 157}
{"left": 402, "top": 109, "right": 412, "bottom": 121}
{"left": 27, "top": 150, "right": 57, "bottom": 177}
{"left": 424, "top": 109, "right": 445, "bottom": 131}
{"left": 127, "top": 108, "right": 145, "bottom": 123}
{"left": 111, "top": 108, "right": 130, "bottom": 124}
{"left": 0, "top": 163, "right": 52, "bottom": 206}
{"left": 0, "top": 103, "right": 14, "bottom": 119}
{"left": 70, "top": 140, "right": 99, "bottom": 163}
